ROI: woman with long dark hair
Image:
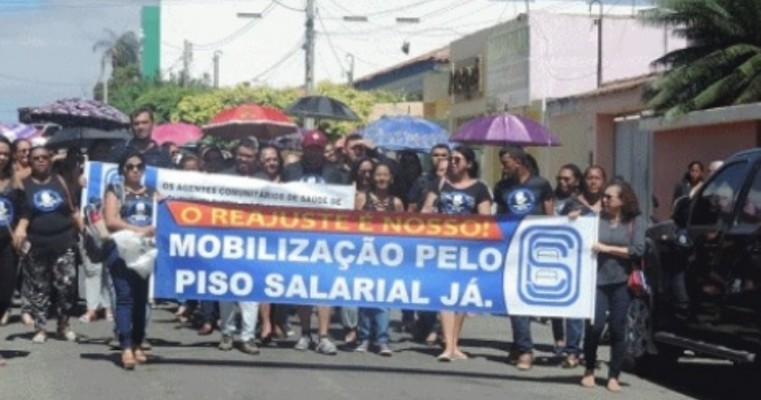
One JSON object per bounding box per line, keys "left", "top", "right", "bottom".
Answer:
{"left": 0, "top": 137, "right": 26, "bottom": 360}
{"left": 354, "top": 160, "right": 404, "bottom": 356}
{"left": 581, "top": 179, "right": 645, "bottom": 392}
{"left": 673, "top": 160, "right": 704, "bottom": 202}
{"left": 103, "top": 151, "right": 156, "bottom": 369}
{"left": 15, "top": 145, "right": 82, "bottom": 344}
{"left": 421, "top": 146, "right": 492, "bottom": 361}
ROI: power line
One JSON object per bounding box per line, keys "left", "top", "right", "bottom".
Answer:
{"left": 316, "top": 10, "right": 347, "bottom": 76}
{"left": 186, "top": 1, "right": 277, "bottom": 50}
{"left": 272, "top": 0, "right": 304, "bottom": 12}
{"left": 251, "top": 39, "right": 304, "bottom": 81}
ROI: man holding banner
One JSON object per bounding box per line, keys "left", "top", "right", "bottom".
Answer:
{"left": 216, "top": 139, "right": 262, "bottom": 355}
{"left": 281, "top": 130, "right": 350, "bottom": 354}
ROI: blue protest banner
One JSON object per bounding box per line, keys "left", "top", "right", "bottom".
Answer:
{"left": 154, "top": 200, "right": 598, "bottom": 318}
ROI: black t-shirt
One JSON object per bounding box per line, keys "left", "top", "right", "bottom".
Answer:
{"left": 0, "top": 184, "right": 27, "bottom": 245}
{"left": 281, "top": 161, "right": 350, "bottom": 185}
{"left": 111, "top": 139, "right": 173, "bottom": 169}
{"left": 23, "top": 176, "right": 76, "bottom": 251}
{"left": 106, "top": 184, "right": 155, "bottom": 227}
{"left": 434, "top": 181, "right": 492, "bottom": 215}
{"left": 493, "top": 175, "right": 553, "bottom": 216}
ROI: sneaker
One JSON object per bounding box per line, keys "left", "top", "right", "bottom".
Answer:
{"left": 294, "top": 336, "right": 311, "bottom": 351}
{"left": 378, "top": 343, "right": 392, "bottom": 357}
{"left": 218, "top": 335, "right": 234, "bottom": 351}
{"left": 354, "top": 340, "right": 369, "bottom": 353}
{"left": 59, "top": 328, "right": 77, "bottom": 342}
{"left": 516, "top": 352, "right": 534, "bottom": 371}
{"left": 240, "top": 339, "right": 260, "bottom": 355}
{"left": 32, "top": 330, "right": 47, "bottom": 344}
{"left": 316, "top": 337, "right": 337, "bottom": 355}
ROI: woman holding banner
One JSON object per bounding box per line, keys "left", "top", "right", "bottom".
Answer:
{"left": 421, "top": 146, "right": 492, "bottom": 362}
{"left": 354, "top": 160, "right": 404, "bottom": 356}
{"left": 581, "top": 179, "right": 645, "bottom": 392}
{"left": 103, "top": 151, "right": 157, "bottom": 370}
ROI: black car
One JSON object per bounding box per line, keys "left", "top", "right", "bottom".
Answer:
{"left": 626, "top": 148, "right": 761, "bottom": 374}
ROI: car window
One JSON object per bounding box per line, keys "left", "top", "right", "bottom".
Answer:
{"left": 690, "top": 161, "right": 747, "bottom": 226}
{"left": 737, "top": 165, "right": 761, "bottom": 227}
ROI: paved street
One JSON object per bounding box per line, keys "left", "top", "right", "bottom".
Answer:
{"left": 0, "top": 305, "right": 749, "bottom": 400}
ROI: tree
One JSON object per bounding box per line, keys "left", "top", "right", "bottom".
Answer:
{"left": 93, "top": 29, "right": 141, "bottom": 103}
{"left": 172, "top": 81, "right": 403, "bottom": 137}
{"left": 642, "top": 0, "right": 761, "bottom": 117}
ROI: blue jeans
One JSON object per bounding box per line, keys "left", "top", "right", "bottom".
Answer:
{"left": 358, "top": 308, "right": 390, "bottom": 344}
{"left": 584, "top": 283, "right": 631, "bottom": 379}
{"left": 510, "top": 316, "right": 533, "bottom": 353}
{"left": 109, "top": 258, "right": 148, "bottom": 349}
{"left": 564, "top": 319, "right": 584, "bottom": 355}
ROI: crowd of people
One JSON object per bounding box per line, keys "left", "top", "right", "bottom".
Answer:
{"left": 2, "top": 106, "right": 724, "bottom": 392}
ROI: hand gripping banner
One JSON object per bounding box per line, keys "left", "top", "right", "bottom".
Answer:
{"left": 154, "top": 200, "right": 599, "bottom": 318}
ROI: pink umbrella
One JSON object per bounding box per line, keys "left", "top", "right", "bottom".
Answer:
{"left": 450, "top": 112, "right": 561, "bottom": 147}
{"left": 152, "top": 123, "right": 204, "bottom": 146}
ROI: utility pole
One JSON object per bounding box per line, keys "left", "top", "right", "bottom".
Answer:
{"left": 101, "top": 54, "right": 110, "bottom": 104}
{"left": 213, "top": 50, "right": 222, "bottom": 88}
{"left": 304, "top": 0, "right": 316, "bottom": 128}
{"left": 589, "top": 0, "right": 603, "bottom": 88}
{"left": 346, "top": 53, "right": 355, "bottom": 85}
{"left": 182, "top": 40, "right": 193, "bottom": 86}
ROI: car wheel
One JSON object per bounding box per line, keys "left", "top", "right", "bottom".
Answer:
{"left": 623, "top": 296, "right": 680, "bottom": 375}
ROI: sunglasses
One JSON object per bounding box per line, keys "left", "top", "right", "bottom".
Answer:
{"left": 261, "top": 157, "right": 279, "bottom": 163}
{"left": 32, "top": 155, "right": 50, "bottom": 162}
{"left": 450, "top": 156, "right": 464, "bottom": 164}
{"left": 125, "top": 163, "right": 145, "bottom": 171}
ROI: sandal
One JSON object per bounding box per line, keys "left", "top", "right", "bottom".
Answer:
{"left": 436, "top": 352, "right": 453, "bottom": 362}
{"left": 133, "top": 347, "right": 148, "bottom": 364}
{"left": 121, "top": 350, "right": 136, "bottom": 370}
{"left": 562, "top": 354, "right": 580, "bottom": 368}
{"left": 197, "top": 323, "right": 214, "bottom": 336}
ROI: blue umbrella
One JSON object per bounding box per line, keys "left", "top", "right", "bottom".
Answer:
{"left": 360, "top": 116, "right": 449, "bottom": 152}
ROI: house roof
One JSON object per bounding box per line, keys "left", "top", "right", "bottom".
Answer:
{"left": 550, "top": 72, "right": 659, "bottom": 103}
{"left": 354, "top": 46, "right": 450, "bottom": 85}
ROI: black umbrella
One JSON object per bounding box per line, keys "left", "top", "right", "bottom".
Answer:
{"left": 45, "top": 127, "right": 131, "bottom": 149}
{"left": 285, "top": 95, "right": 360, "bottom": 121}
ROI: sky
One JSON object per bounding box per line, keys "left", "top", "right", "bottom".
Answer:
{"left": 0, "top": 0, "right": 655, "bottom": 123}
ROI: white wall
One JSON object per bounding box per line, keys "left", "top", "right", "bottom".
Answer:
{"left": 159, "top": 1, "right": 654, "bottom": 89}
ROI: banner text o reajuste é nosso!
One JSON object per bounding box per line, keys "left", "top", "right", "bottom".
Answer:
{"left": 154, "top": 200, "right": 599, "bottom": 318}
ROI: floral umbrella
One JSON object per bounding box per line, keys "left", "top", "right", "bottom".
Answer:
{"left": 152, "top": 123, "right": 203, "bottom": 146}
{"left": 203, "top": 104, "right": 298, "bottom": 141}
{"left": 360, "top": 116, "right": 449, "bottom": 152}
{"left": 0, "top": 123, "right": 40, "bottom": 141}
{"left": 29, "top": 98, "right": 129, "bottom": 130}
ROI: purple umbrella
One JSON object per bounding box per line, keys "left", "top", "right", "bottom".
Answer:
{"left": 0, "top": 123, "right": 39, "bottom": 141}
{"left": 29, "top": 98, "right": 129, "bottom": 130}
{"left": 450, "top": 112, "right": 561, "bottom": 147}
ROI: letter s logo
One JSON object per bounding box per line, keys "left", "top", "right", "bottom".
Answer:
{"left": 516, "top": 226, "right": 582, "bottom": 306}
